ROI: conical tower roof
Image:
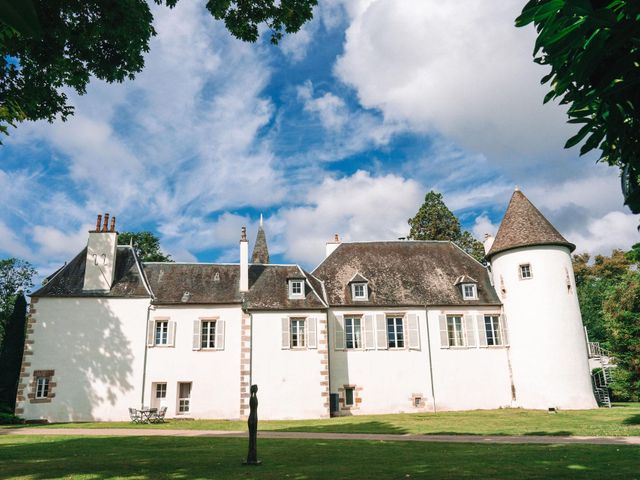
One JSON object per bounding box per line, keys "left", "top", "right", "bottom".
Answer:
{"left": 251, "top": 215, "right": 270, "bottom": 264}
{"left": 486, "top": 189, "right": 575, "bottom": 259}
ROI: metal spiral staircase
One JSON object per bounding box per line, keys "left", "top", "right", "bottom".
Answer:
{"left": 587, "top": 341, "right": 615, "bottom": 408}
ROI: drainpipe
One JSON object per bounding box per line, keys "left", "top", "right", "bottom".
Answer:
{"left": 424, "top": 305, "right": 437, "bottom": 413}
{"left": 141, "top": 302, "right": 154, "bottom": 409}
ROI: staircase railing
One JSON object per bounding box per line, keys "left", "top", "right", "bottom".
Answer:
{"left": 587, "top": 340, "right": 615, "bottom": 408}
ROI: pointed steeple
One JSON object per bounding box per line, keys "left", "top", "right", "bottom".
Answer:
{"left": 486, "top": 189, "right": 575, "bottom": 259}
{"left": 251, "top": 216, "right": 270, "bottom": 264}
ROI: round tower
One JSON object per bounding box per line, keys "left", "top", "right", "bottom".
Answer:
{"left": 486, "top": 189, "right": 596, "bottom": 410}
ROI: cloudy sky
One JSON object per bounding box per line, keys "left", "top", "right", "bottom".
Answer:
{"left": 1, "top": 0, "right": 638, "bottom": 279}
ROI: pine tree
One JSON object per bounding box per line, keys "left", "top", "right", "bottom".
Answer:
{"left": 408, "top": 191, "right": 485, "bottom": 262}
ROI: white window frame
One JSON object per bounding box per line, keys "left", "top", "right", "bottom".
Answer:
{"left": 201, "top": 320, "right": 216, "bottom": 349}
{"left": 386, "top": 316, "right": 405, "bottom": 349}
{"left": 289, "top": 279, "right": 305, "bottom": 299}
{"left": 155, "top": 383, "right": 167, "bottom": 399}
{"left": 344, "top": 316, "right": 362, "bottom": 349}
{"left": 462, "top": 283, "right": 478, "bottom": 300}
{"left": 519, "top": 263, "right": 532, "bottom": 280}
{"left": 447, "top": 315, "right": 465, "bottom": 347}
{"left": 484, "top": 315, "right": 503, "bottom": 346}
{"left": 290, "top": 318, "right": 306, "bottom": 348}
{"left": 351, "top": 283, "right": 368, "bottom": 300}
{"left": 177, "top": 382, "right": 191, "bottom": 414}
{"left": 35, "top": 377, "right": 49, "bottom": 399}
{"left": 155, "top": 320, "right": 169, "bottom": 346}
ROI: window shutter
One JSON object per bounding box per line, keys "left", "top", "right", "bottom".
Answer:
{"left": 500, "top": 314, "right": 509, "bottom": 346}
{"left": 147, "top": 320, "right": 155, "bottom": 347}
{"left": 215, "top": 319, "right": 225, "bottom": 350}
{"left": 168, "top": 321, "right": 176, "bottom": 347}
{"left": 307, "top": 317, "right": 317, "bottom": 349}
{"left": 407, "top": 314, "right": 420, "bottom": 350}
{"left": 375, "top": 314, "right": 387, "bottom": 349}
{"left": 476, "top": 315, "right": 488, "bottom": 347}
{"left": 281, "top": 317, "right": 290, "bottom": 349}
{"left": 363, "top": 314, "right": 375, "bottom": 350}
{"left": 192, "top": 320, "right": 201, "bottom": 350}
{"left": 334, "top": 315, "right": 345, "bottom": 350}
{"left": 438, "top": 314, "right": 449, "bottom": 348}
{"left": 464, "top": 314, "right": 476, "bottom": 347}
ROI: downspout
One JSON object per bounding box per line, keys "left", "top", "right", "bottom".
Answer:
{"left": 141, "top": 302, "right": 153, "bottom": 409}
{"left": 424, "top": 305, "right": 437, "bottom": 413}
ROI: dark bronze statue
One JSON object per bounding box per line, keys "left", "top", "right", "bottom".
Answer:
{"left": 244, "top": 384, "right": 261, "bottom": 465}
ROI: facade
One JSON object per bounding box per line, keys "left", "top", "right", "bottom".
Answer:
{"left": 15, "top": 191, "right": 597, "bottom": 422}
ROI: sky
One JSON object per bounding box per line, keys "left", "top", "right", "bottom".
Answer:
{"left": 1, "top": 0, "right": 638, "bottom": 280}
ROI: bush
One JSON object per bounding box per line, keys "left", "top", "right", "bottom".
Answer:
{"left": 0, "top": 412, "right": 23, "bottom": 425}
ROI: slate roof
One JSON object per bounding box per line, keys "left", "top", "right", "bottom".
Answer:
{"left": 486, "top": 189, "right": 575, "bottom": 259}
{"left": 312, "top": 241, "right": 500, "bottom": 307}
{"left": 32, "top": 247, "right": 150, "bottom": 298}
{"left": 251, "top": 225, "right": 270, "bottom": 264}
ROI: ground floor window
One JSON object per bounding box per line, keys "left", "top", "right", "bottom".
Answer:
{"left": 447, "top": 315, "right": 464, "bottom": 346}
{"left": 178, "top": 382, "right": 191, "bottom": 413}
{"left": 344, "top": 387, "right": 355, "bottom": 406}
{"left": 484, "top": 315, "right": 503, "bottom": 346}
{"left": 156, "top": 383, "right": 167, "bottom": 399}
{"left": 35, "top": 377, "right": 49, "bottom": 399}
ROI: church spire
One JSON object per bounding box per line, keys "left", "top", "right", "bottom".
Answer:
{"left": 251, "top": 215, "right": 270, "bottom": 264}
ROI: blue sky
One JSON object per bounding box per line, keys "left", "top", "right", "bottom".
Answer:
{"left": 0, "top": 0, "right": 637, "bottom": 279}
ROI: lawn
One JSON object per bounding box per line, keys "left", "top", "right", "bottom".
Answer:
{"left": 8, "top": 403, "right": 640, "bottom": 437}
{"left": 0, "top": 434, "right": 638, "bottom": 480}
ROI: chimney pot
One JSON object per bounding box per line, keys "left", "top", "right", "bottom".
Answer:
{"left": 95, "top": 214, "right": 102, "bottom": 232}
{"left": 102, "top": 213, "right": 110, "bottom": 232}
{"left": 110, "top": 216, "right": 116, "bottom": 232}
{"left": 241, "top": 226, "right": 247, "bottom": 242}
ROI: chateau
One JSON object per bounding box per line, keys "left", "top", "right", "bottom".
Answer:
{"left": 16, "top": 189, "right": 597, "bottom": 422}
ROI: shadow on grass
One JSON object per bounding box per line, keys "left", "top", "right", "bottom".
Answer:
{"left": 272, "top": 421, "right": 410, "bottom": 435}
{"left": 1, "top": 435, "right": 639, "bottom": 480}
{"left": 622, "top": 415, "right": 640, "bottom": 425}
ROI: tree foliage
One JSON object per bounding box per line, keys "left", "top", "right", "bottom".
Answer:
{"left": 408, "top": 191, "right": 485, "bottom": 262}
{"left": 0, "top": 258, "right": 35, "bottom": 327}
{"left": 118, "top": 231, "right": 173, "bottom": 262}
{"left": 515, "top": 1, "right": 640, "bottom": 209}
{"left": 0, "top": 293, "right": 27, "bottom": 412}
{"left": 0, "top": 0, "right": 316, "bottom": 140}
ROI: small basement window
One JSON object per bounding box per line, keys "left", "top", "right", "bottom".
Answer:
{"left": 289, "top": 279, "right": 305, "bottom": 299}
{"left": 519, "top": 264, "right": 532, "bottom": 279}
{"left": 462, "top": 283, "right": 477, "bottom": 300}
{"left": 344, "top": 387, "right": 355, "bottom": 407}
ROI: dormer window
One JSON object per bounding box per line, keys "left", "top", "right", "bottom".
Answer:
{"left": 352, "top": 283, "right": 368, "bottom": 300}
{"left": 289, "top": 279, "right": 305, "bottom": 299}
{"left": 462, "top": 283, "right": 477, "bottom": 300}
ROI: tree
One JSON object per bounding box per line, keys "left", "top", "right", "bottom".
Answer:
{"left": 408, "top": 191, "right": 485, "bottom": 262}
{"left": 0, "top": 293, "right": 27, "bottom": 412}
{"left": 0, "top": 258, "right": 35, "bottom": 341}
{"left": 0, "top": 0, "right": 317, "bottom": 140}
{"left": 515, "top": 1, "right": 640, "bottom": 212}
{"left": 118, "top": 231, "right": 173, "bottom": 262}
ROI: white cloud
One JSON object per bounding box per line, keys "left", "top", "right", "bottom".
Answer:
{"left": 334, "top": 0, "right": 574, "bottom": 161}
{"left": 569, "top": 211, "right": 639, "bottom": 256}
{"left": 472, "top": 214, "right": 498, "bottom": 240}
{"left": 32, "top": 224, "right": 91, "bottom": 258}
{"left": 0, "top": 222, "right": 32, "bottom": 259}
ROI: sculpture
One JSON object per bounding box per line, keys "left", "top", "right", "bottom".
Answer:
{"left": 244, "top": 384, "right": 261, "bottom": 465}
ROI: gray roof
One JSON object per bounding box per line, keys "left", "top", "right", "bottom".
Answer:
{"left": 251, "top": 226, "right": 270, "bottom": 264}
{"left": 487, "top": 189, "right": 575, "bottom": 259}
{"left": 312, "top": 241, "right": 500, "bottom": 307}
{"left": 32, "top": 247, "right": 150, "bottom": 298}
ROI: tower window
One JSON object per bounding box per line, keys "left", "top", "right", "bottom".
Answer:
{"left": 519, "top": 264, "right": 532, "bottom": 279}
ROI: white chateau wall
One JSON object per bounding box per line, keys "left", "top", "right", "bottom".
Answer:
{"left": 251, "top": 311, "right": 329, "bottom": 419}
{"left": 20, "top": 297, "right": 149, "bottom": 422}
{"left": 328, "top": 306, "right": 512, "bottom": 415}
{"left": 145, "top": 305, "right": 242, "bottom": 419}
{"left": 491, "top": 245, "right": 597, "bottom": 409}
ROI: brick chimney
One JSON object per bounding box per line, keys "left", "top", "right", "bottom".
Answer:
{"left": 83, "top": 213, "right": 118, "bottom": 292}
{"left": 239, "top": 226, "right": 249, "bottom": 292}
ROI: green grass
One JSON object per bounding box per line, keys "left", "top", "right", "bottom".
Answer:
{"left": 0, "top": 435, "right": 638, "bottom": 480}
{"left": 8, "top": 403, "right": 640, "bottom": 437}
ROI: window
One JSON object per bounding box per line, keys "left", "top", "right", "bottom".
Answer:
{"left": 155, "top": 320, "right": 169, "bottom": 345}
{"left": 344, "top": 387, "right": 355, "bottom": 406}
{"left": 462, "top": 284, "right": 477, "bottom": 300}
{"left": 156, "top": 383, "right": 167, "bottom": 399}
{"left": 290, "top": 318, "right": 305, "bottom": 348}
{"left": 520, "top": 264, "right": 532, "bottom": 279}
{"left": 201, "top": 320, "right": 216, "bottom": 349}
{"left": 345, "top": 317, "right": 362, "bottom": 349}
{"left": 447, "top": 315, "right": 465, "bottom": 347}
{"left": 484, "top": 315, "right": 503, "bottom": 346}
{"left": 413, "top": 396, "right": 422, "bottom": 408}
{"left": 35, "top": 377, "right": 49, "bottom": 399}
{"left": 289, "top": 279, "right": 304, "bottom": 298}
{"left": 387, "top": 316, "right": 404, "bottom": 348}
{"left": 351, "top": 283, "right": 368, "bottom": 300}
{"left": 178, "top": 382, "right": 191, "bottom": 413}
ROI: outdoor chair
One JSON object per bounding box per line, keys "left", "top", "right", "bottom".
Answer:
{"left": 150, "top": 406, "right": 167, "bottom": 423}
{"left": 128, "top": 408, "right": 142, "bottom": 423}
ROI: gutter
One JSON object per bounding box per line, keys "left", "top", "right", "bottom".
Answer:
{"left": 424, "top": 305, "right": 437, "bottom": 413}
{"left": 140, "top": 302, "right": 154, "bottom": 409}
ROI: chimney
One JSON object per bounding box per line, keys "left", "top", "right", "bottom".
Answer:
{"left": 326, "top": 233, "right": 341, "bottom": 258}
{"left": 239, "top": 226, "right": 249, "bottom": 292}
{"left": 83, "top": 213, "right": 118, "bottom": 292}
{"left": 483, "top": 233, "right": 495, "bottom": 255}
